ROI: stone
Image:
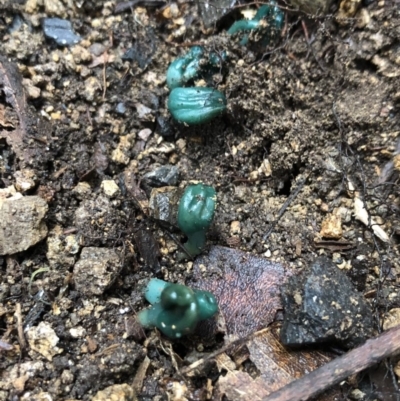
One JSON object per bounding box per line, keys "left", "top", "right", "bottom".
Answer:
{"left": 42, "top": 18, "right": 81, "bottom": 46}
{"left": 83, "top": 76, "right": 100, "bottom": 101}
{"left": 101, "top": 180, "right": 120, "bottom": 198}
{"left": 26, "top": 322, "right": 63, "bottom": 361}
{"left": 69, "top": 326, "right": 86, "bottom": 338}
{"left": 280, "top": 257, "right": 373, "bottom": 348}
{"left": 72, "top": 182, "right": 92, "bottom": 199}
{"left": 142, "top": 165, "right": 180, "bottom": 187}
{"left": 383, "top": 308, "right": 400, "bottom": 331}
{"left": 0, "top": 196, "right": 48, "bottom": 255}
{"left": 230, "top": 221, "right": 241, "bottom": 235}
{"left": 320, "top": 213, "right": 343, "bottom": 239}
{"left": 73, "top": 247, "right": 122, "bottom": 296}
{"left": 148, "top": 186, "right": 183, "bottom": 229}
{"left": 92, "top": 384, "right": 136, "bottom": 401}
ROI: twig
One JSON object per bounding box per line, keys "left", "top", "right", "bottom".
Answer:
{"left": 15, "top": 303, "right": 26, "bottom": 349}
{"left": 263, "top": 325, "right": 400, "bottom": 401}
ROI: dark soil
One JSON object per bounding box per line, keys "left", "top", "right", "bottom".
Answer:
{"left": 1, "top": 0, "right": 400, "bottom": 400}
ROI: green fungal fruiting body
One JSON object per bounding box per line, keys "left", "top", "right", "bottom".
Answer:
{"left": 227, "top": 18, "right": 259, "bottom": 35}
{"left": 166, "top": 46, "right": 204, "bottom": 90}
{"left": 168, "top": 87, "right": 227, "bottom": 125}
{"left": 177, "top": 183, "right": 216, "bottom": 257}
{"left": 137, "top": 278, "right": 218, "bottom": 338}
{"left": 208, "top": 50, "right": 227, "bottom": 69}
{"left": 227, "top": 1, "right": 284, "bottom": 46}
{"left": 166, "top": 46, "right": 227, "bottom": 90}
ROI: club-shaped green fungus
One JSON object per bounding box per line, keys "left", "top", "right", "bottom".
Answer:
{"left": 168, "top": 87, "right": 227, "bottom": 125}
{"left": 137, "top": 278, "right": 218, "bottom": 338}
{"left": 166, "top": 46, "right": 204, "bottom": 90}
{"left": 177, "top": 183, "right": 216, "bottom": 257}
{"left": 227, "top": 1, "right": 284, "bottom": 46}
{"left": 166, "top": 46, "right": 227, "bottom": 90}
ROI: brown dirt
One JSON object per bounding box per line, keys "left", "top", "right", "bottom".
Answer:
{"left": 1, "top": 0, "right": 400, "bottom": 400}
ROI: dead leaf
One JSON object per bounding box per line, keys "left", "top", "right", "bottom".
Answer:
{"left": 191, "top": 246, "right": 292, "bottom": 337}
{"left": 218, "top": 371, "right": 270, "bottom": 401}
{"left": 216, "top": 329, "right": 338, "bottom": 401}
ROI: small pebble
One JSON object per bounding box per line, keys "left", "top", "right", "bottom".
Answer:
{"left": 101, "top": 180, "right": 120, "bottom": 198}
{"left": 43, "top": 18, "right": 81, "bottom": 46}
{"left": 116, "top": 102, "right": 127, "bottom": 115}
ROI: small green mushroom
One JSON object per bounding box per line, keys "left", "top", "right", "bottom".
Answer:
{"left": 177, "top": 183, "right": 216, "bottom": 257}
{"left": 166, "top": 46, "right": 204, "bottom": 90}
{"left": 168, "top": 87, "right": 227, "bottom": 125}
{"left": 227, "top": 1, "right": 284, "bottom": 46}
{"left": 137, "top": 278, "right": 218, "bottom": 338}
{"left": 166, "top": 47, "right": 227, "bottom": 90}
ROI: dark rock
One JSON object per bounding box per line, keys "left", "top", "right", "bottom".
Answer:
{"left": 156, "top": 116, "right": 174, "bottom": 137}
{"left": 142, "top": 165, "right": 179, "bottom": 187}
{"left": 42, "top": 18, "right": 81, "bottom": 46}
{"left": 280, "top": 256, "right": 374, "bottom": 349}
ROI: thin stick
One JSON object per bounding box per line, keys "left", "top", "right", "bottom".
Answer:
{"left": 15, "top": 303, "right": 26, "bottom": 349}
{"left": 263, "top": 325, "right": 400, "bottom": 401}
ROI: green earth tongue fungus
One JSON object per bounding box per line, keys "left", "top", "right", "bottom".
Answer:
{"left": 168, "top": 87, "right": 227, "bottom": 125}
{"left": 227, "top": 1, "right": 284, "bottom": 46}
{"left": 177, "top": 183, "right": 216, "bottom": 257}
{"left": 166, "top": 46, "right": 227, "bottom": 91}
{"left": 138, "top": 279, "right": 218, "bottom": 339}
{"left": 166, "top": 46, "right": 204, "bottom": 90}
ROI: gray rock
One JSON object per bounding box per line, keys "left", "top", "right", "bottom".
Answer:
{"left": 280, "top": 256, "right": 374, "bottom": 348}
{"left": 0, "top": 195, "right": 48, "bottom": 255}
{"left": 43, "top": 18, "right": 81, "bottom": 46}
{"left": 142, "top": 165, "right": 180, "bottom": 187}
{"left": 73, "top": 247, "right": 122, "bottom": 296}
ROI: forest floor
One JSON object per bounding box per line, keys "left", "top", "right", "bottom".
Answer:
{"left": 1, "top": 0, "right": 400, "bottom": 400}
